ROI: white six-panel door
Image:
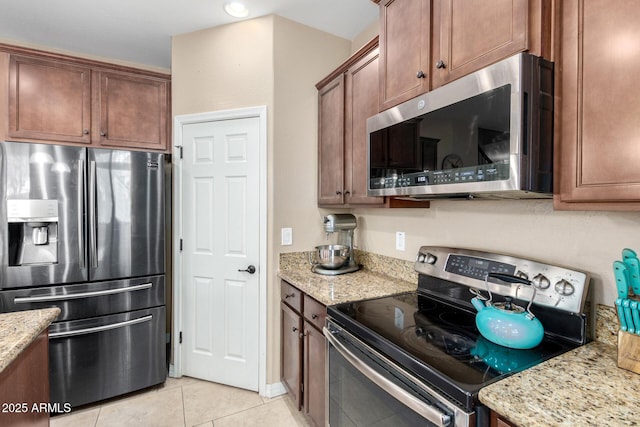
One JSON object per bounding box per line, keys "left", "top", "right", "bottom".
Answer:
{"left": 180, "top": 116, "right": 260, "bottom": 391}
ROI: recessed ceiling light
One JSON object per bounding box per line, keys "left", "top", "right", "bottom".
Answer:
{"left": 224, "top": 1, "right": 249, "bottom": 18}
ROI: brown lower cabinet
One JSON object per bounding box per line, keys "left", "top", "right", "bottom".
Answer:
{"left": 0, "top": 330, "right": 50, "bottom": 427}
{"left": 280, "top": 280, "right": 326, "bottom": 427}
{"left": 491, "top": 410, "right": 518, "bottom": 427}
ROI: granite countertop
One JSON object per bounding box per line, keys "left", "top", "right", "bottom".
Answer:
{"left": 0, "top": 308, "right": 60, "bottom": 373}
{"left": 278, "top": 267, "right": 417, "bottom": 305}
{"left": 480, "top": 310, "right": 640, "bottom": 427}
{"left": 278, "top": 251, "right": 418, "bottom": 305}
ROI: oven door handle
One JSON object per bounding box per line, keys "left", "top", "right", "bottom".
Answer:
{"left": 49, "top": 315, "right": 153, "bottom": 339}
{"left": 13, "top": 282, "right": 153, "bottom": 303}
{"left": 324, "top": 327, "right": 452, "bottom": 427}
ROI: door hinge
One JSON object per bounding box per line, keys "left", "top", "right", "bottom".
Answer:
{"left": 175, "top": 145, "right": 183, "bottom": 159}
{"left": 179, "top": 239, "right": 183, "bottom": 251}
{"left": 179, "top": 331, "right": 183, "bottom": 344}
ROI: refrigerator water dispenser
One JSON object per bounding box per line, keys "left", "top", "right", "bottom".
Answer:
{"left": 7, "top": 199, "right": 59, "bottom": 266}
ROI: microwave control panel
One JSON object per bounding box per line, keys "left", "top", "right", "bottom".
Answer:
{"left": 370, "top": 163, "right": 510, "bottom": 190}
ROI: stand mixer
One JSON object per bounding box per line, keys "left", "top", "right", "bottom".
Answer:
{"left": 309, "top": 213, "right": 360, "bottom": 275}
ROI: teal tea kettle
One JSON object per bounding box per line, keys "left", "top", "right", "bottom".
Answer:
{"left": 470, "top": 273, "right": 544, "bottom": 350}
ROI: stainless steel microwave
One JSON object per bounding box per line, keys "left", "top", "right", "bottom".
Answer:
{"left": 367, "top": 53, "right": 553, "bottom": 199}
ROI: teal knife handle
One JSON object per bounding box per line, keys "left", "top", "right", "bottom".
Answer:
{"left": 617, "top": 298, "right": 628, "bottom": 331}
{"left": 623, "top": 299, "right": 635, "bottom": 334}
{"left": 614, "top": 261, "right": 630, "bottom": 298}
{"left": 632, "top": 301, "right": 640, "bottom": 336}
{"left": 625, "top": 257, "right": 640, "bottom": 295}
{"left": 623, "top": 248, "right": 638, "bottom": 261}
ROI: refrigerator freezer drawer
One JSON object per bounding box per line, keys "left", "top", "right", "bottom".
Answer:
{"left": 0, "top": 275, "right": 164, "bottom": 321}
{"left": 48, "top": 306, "right": 166, "bottom": 408}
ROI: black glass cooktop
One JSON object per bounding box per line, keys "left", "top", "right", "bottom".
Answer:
{"left": 328, "top": 291, "right": 578, "bottom": 411}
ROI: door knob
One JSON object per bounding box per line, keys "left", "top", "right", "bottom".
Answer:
{"left": 238, "top": 265, "right": 256, "bottom": 274}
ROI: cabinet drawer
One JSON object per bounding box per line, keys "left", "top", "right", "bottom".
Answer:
{"left": 281, "top": 280, "right": 302, "bottom": 313}
{"left": 303, "top": 295, "right": 326, "bottom": 330}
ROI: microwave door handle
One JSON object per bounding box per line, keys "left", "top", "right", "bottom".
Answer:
{"left": 324, "top": 327, "right": 452, "bottom": 427}
{"left": 49, "top": 315, "right": 153, "bottom": 339}
{"left": 89, "top": 160, "right": 98, "bottom": 269}
{"left": 78, "top": 158, "right": 86, "bottom": 270}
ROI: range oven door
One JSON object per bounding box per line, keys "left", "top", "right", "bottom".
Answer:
{"left": 325, "top": 320, "right": 473, "bottom": 427}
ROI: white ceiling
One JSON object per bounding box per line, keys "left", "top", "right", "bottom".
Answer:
{"left": 0, "top": 0, "right": 379, "bottom": 69}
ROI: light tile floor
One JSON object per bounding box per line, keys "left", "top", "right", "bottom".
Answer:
{"left": 50, "top": 376, "right": 310, "bottom": 427}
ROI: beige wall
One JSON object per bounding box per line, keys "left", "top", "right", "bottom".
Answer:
{"left": 172, "top": 17, "right": 275, "bottom": 116}
{"left": 271, "top": 16, "right": 351, "bottom": 383}
{"left": 352, "top": 20, "right": 379, "bottom": 53}
{"left": 172, "top": 15, "right": 351, "bottom": 386}
{"left": 352, "top": 201, "right": 638, "bottom": 308}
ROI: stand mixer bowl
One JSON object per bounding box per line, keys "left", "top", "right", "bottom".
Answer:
{"left": 310, "top": 244, "right": 350, "bottom": 269}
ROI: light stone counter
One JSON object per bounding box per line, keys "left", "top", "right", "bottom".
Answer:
{"left": 278, "top": 268, "right": 417, "bottom": 306}
{"left": 0, "top": 308, "right": 60, "bottom": 373}
{"left": 479, "top": 305, "right": 640, "bottom": 426}
{"left": 278, "top": 250, "right": 418, "bottom": 305}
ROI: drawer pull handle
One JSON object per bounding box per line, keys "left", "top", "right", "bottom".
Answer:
{"left": 50, "top": 315, "right": 153, "bottom": 339}
{"left": 15, "top": 282, "right": 153, "bottom": 303}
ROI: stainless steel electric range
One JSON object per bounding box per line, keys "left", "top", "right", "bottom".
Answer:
{"left": 325, "top": 246, "right": 591, "bottom": 427}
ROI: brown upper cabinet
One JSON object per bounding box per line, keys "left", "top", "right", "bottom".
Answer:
{"left": 555, "top": 0, "right": 640, "bottom": 210}
{"left": 378, "top": 0, "right": 552, "bottom": 109}
{"left": 0, "top": 46, "right": 170, "bottom": 152}
{"left": 378, "top": 0, "right": 431, "bottom": 110}
{"left": 317, "top": 39, "right": 385, "bottom": 207}
{"left": 8, "top": 55, "right": 92, "bottom": 144}
{"left": 95, "top": 71, "right": 168, "bottom": 151}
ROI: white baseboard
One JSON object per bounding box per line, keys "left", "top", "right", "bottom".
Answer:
{"left": 262, "top": 382, "right": 287, "bottom": 399}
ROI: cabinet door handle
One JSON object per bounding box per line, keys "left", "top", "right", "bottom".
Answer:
{"left": 100, "top": 131, "right": 107, "bottom": 137}
{"left": 285, "top": 293, "right": 295, "bottom": 299}
{"left": 344, "top": 190, "right": 351, "bottom": 196}
{"left": 292, "top": 326, "right": 298, "bottom": 332}
{"left": 312, "top": 314, "right": 319, "bottom": 320}
{"left": 436, "top": 60, "right": 446, "bottom": 69}
{"left": 416, "top": 70, "right": 426, "bottom": 78}
{"left": 83, "top": 129, "right": 89, "bottom": 135}
{"left": 336, "top": 190, "right": 342, "bottom": 195}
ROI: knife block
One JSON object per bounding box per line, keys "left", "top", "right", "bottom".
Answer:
{"left": 618, "top": 330, "right": 640, "bottom": 374}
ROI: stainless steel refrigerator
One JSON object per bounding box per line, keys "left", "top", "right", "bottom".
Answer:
{"left": 0, "top": 141, "right": 166, "bottom": 408}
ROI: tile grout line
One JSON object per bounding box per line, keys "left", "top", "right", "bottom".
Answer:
{"left": 181, "top": 383, "right": 187, "bottom": 427}
{"left": 93, "top": 404, "right": 102, "bottom": 427}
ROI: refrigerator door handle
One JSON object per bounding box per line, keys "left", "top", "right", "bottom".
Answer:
{"left": 78, "top": 158, "right": 86, "bottom": 269}
{"left": 89, "top": 160, "right": 98, "bottom": 269}
{"left": 49, "top": 315, "right": 153, "bottom": 339}
{"left": 14, "top": 282, "right": 153, "bottom": 303}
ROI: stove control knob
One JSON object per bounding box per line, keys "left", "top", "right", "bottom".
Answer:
{"left": 515, "top": 270, "right": 528, "bottom": 280}
{"left": 532, "top": 274, "right": 551, "bottom": 289}
{"left": 417, "top": 253, "right": 426, "bottom": 263}
{"left": 425, "top": 253, "right": 437, "bottom": 264}
{"left": 555, "top": 279, "right": 575, "bottom": 296}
